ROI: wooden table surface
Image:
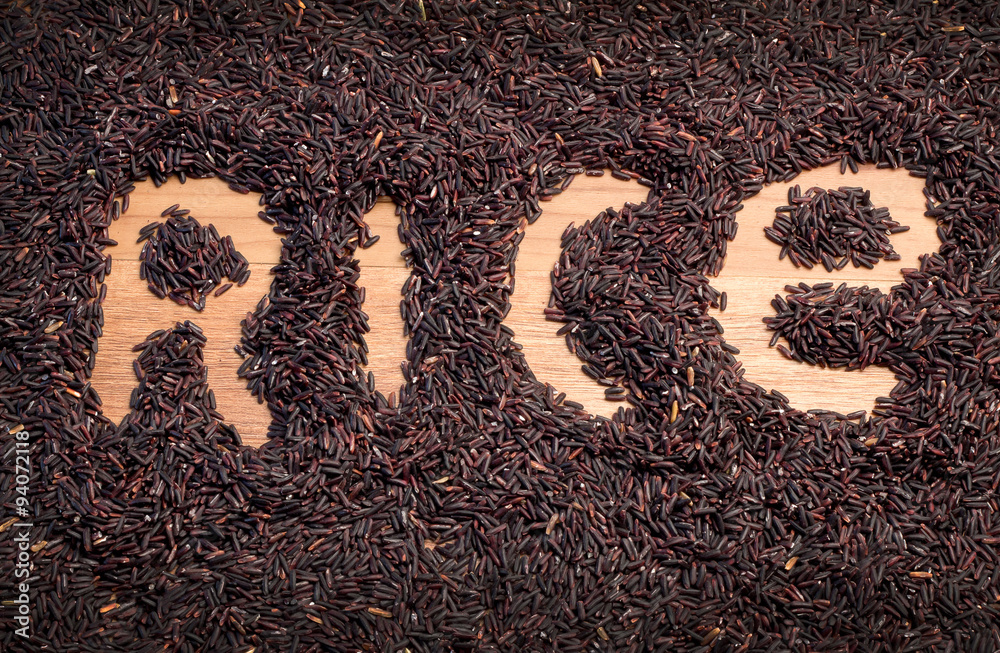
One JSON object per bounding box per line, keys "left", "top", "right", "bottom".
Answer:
{"left": 90, "top": 167, "right": 940, "bottom": 447}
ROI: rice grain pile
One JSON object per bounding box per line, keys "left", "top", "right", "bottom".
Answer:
{"left": 1, "top": 2, "right": 1000, "bottom": 652}
{"left": 138, "top": 211, "right": 250, "bottom": 309}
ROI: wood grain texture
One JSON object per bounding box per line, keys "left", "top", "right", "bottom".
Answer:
{"left": 90, "top": 177, "right": 282, "bottom": 446}
{"left": 355, "top": 172, "right": 649, "bottom": 417}
{"left": 89, "top": 167, "right": 940, "bottom": 447}
{"left": 507, "top": 173, "right": 649, "bottom": 417}
{"left": 710, "top": 164, "right": 940, "bottom": 415}
{"left": 355, "top": 200, "right": 408, "bottom": 399}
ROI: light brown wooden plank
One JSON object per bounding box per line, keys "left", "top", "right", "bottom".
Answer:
{"left": 111, "top": 177, "right": 279, "bottom": 262}
{"left": 356, "top": 174, "right": 651, "bottom": 415}
{"left": 355, "top": 201, "right": 408, "bottom": 399}
{"left": 90, "top": 166, "right": 941, "bottom": 448}
{"left": 508, "top": 173, "right": 650, "bottom": 417}
{"left": 710, "top": 164, "right": 939, "bottom": 415}
{"left": 90, "top": 179, "right": 282, "bottom": 447}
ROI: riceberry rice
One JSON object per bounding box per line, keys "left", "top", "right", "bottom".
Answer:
{"left": 0, "top": 2, "right": 998, "bottom": 652}
{"left": 138, "top": 213, "right": 250, "bottom": 310}
{"left": 767, "top": 185, "right": 909, "bottom": 271}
